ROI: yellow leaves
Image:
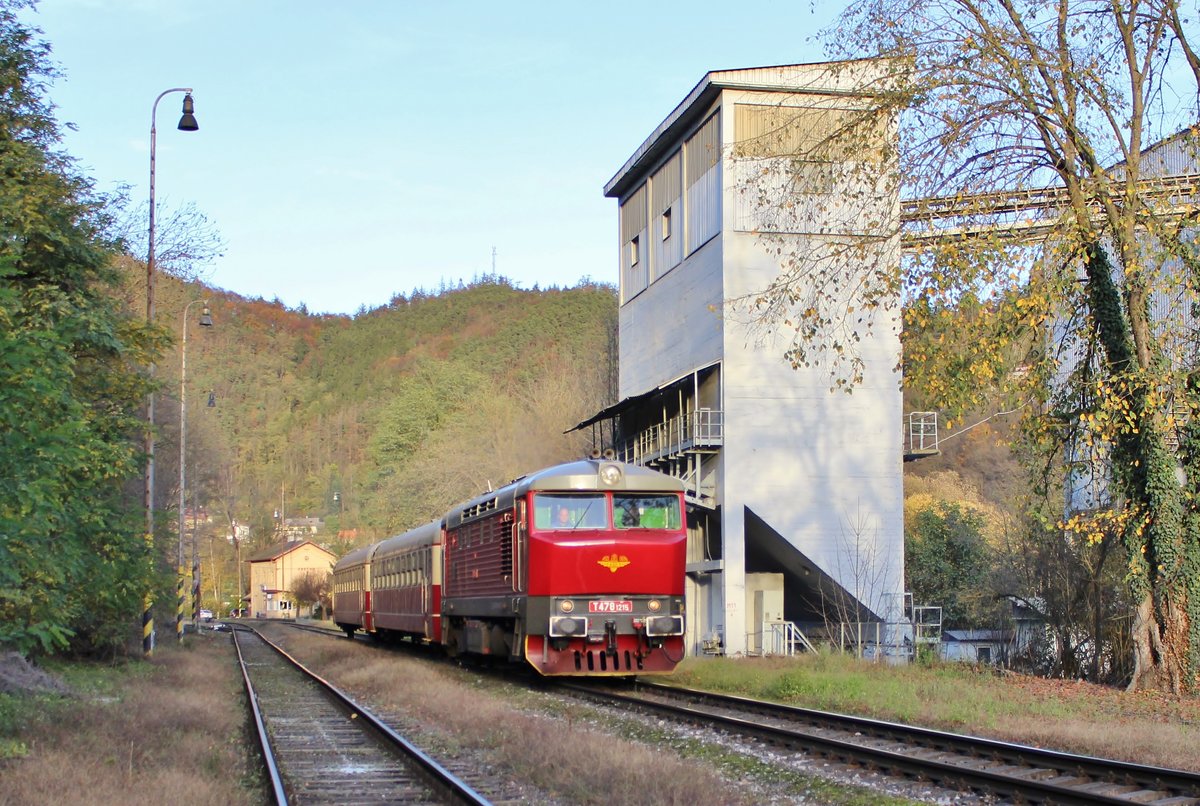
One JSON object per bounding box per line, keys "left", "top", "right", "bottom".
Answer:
{"left": 1059, "top": 507, "right": 1136, "bottom": 547}
{"left": 1074, "top": 372, "right": 1182, "bottom": 451}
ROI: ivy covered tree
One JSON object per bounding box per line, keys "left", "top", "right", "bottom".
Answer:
{"left": 0, "top": 1, "right": 156, "bottom": 656}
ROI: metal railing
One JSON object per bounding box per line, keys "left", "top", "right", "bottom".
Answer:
{"left": 907, "top": 411, "right": 939, "bottom": 453}
{"left": 616, "top": 408, "right": 724, "bottom": 466}
{"left": 758, "top": 620, "right": 815, "bottom": 656}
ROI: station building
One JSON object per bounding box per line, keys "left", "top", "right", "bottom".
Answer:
{"left": 246, "top": 538, "right": 337, "bottom": 619}
{"left": 576, "top": 62, "right": 905, "bottom": 657}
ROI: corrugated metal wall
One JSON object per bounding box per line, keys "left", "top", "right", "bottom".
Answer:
{"left": 686, "top": 113, "right": 721, "bottom": 255}
{"left": 620, "top": 184, "right": 648, "bottom": 301}
{"left": 651, "top": 151, "right": 682, "bottom": 279}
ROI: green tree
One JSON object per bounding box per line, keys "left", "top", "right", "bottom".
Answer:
{"left": 0, "top": 1, "right": 152, "bottom": 656}
{"left": 906, "top": 501, "right": 993, "bottom": 628}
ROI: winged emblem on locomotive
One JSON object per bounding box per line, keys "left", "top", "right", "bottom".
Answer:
{"left": 598, "top": 553, "right": 631, "bottom": 572}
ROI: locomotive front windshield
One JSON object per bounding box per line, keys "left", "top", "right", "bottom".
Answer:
{"left": 534, "top": 494, "right": 608, "bottom": 529}
{"left": 613, "top": 494, "right": 681, "bottom": 530}
{"left": 532, "top": 492, "right": 682, "bottom": 530}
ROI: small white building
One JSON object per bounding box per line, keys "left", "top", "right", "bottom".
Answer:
{"left": 578, "top": 62, "right": 905, "bottom": 657}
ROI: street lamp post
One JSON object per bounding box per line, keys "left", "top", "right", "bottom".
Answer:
{"left": 143, "top": 88, "right": 198, "bottom": 656}
{"left": 177, "top": 299, "right": 212, "bottom": 641}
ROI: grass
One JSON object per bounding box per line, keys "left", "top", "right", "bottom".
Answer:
{"left": 0, "top": 635, "right": 263, "bottom": 806}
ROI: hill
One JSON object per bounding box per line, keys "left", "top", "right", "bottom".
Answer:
{"left": 141, "top": 271, "right": 618, "bottom": 612}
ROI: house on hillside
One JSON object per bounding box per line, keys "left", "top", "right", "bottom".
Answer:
{"left": 246, "top": 539, "right": 337, "bottom": 618}
{"left": 277, "top": 516, "right": 324, "bottom": 540}
{"left": 576, "top": 61, "right": 905, "bottom": 658}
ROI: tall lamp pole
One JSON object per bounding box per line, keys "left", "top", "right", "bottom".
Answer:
{"left": 143, "top": 88, "right": 199, "bottom": 656}
{"left": 177, "top": 299, "right": 212, "bottom": 641}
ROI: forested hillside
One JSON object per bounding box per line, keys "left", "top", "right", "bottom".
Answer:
{"left": 145, "top": 271, "right": 619, "bottom": 592}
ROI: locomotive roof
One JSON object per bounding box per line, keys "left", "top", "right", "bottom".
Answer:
{"left": 513, "top": 459, "right": 684, "bottom": 495}
{"left": 445, "top": 459, "right": 683, "bottom": 528}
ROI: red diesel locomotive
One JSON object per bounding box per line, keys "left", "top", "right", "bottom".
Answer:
{"left": 331, "top": 458, "right": 687, "bottom": 675}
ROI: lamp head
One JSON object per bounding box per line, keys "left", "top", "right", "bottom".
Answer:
{"left": 177, "top": 93, "right": 199, "bottom": 132}
{"left": 199, "top": 304, "right": 213, "bottom": 327}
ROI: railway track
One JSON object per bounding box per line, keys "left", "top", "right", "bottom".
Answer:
{"left": 270, "top": 621, "right": 1200, "bottom": 802}
{"left": 232, "top": 624, "right": 492, "bottom": 805}
{"left": 556, "top": 680, "right": 1200, "bottom": 805}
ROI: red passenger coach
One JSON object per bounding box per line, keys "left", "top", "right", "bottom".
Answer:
{"left": 367, "top": 520, "right": 442, "bottom": 642}
{"left": 442, "top": 459, "right": 687, "bottom": 675}
{"left": 332, "top": 543, "right": 376, "bottom": 637}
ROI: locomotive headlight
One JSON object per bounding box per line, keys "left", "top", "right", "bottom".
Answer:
{"left": 598, "top": 462, "right": 623, "bottom": 486}
{"left": 646, "top": 615, "right": 684, "bottom": 636}
{"left": 550, "top": 616, "right": 587, "bottom": 637}
{"left": 559, "top": 599, "right": 574, "bottom": 613}
{"left": 647, "top": 599, "right": 662, "bottom": 612}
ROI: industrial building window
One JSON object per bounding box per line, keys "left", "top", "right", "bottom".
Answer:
{"left": 734, "top": 104, "right": 885, "bottom": 193}
{"left": 651, "top": 150, "right": 682, "bottom": 278}
{"left": 685, "top": 113, "right": 720, "bottom": 254}
{"left": 620, "top": 183, "right": 648, "bottom": 302}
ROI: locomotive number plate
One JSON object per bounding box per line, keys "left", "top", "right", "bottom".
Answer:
{"left": 589, "top": 600, "right": 633, "bottom": 613}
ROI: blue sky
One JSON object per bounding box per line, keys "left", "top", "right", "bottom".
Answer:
{"left": 23, "top": 1, "right": 842, "bottom": 315}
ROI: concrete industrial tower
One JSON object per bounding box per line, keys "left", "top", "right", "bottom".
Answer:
{"left": 576, "top": 62, "right": 905, "bottom": 657}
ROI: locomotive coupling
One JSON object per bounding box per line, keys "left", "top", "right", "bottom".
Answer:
{"left": 604, "top": 619, "right": 618, "bottom": 655}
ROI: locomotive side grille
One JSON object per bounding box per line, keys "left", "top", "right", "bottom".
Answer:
{"left": 460, "top": 496, "right": 497, "bottom": 521}
{"left": 444, "top": 509, "right": 517, "bottom": 597}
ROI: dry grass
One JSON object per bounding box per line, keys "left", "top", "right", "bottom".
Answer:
{"left": 0, "top": 634, "right": 261, "bottom": 806}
